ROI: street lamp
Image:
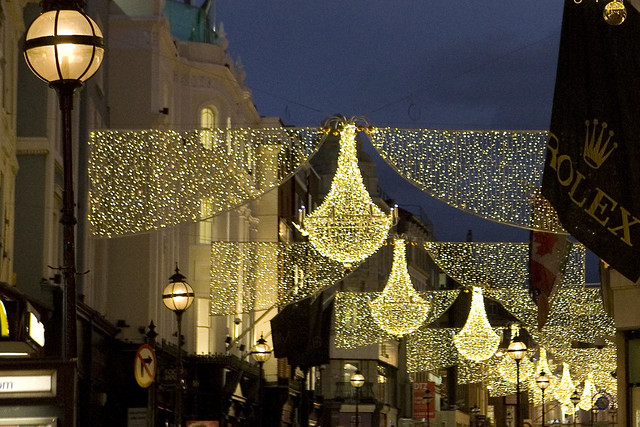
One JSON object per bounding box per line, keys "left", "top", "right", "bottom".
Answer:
{"left": 570, "top": 389, "right": 580, "bottom": 427}
{"left": 350, "top": 370, "right": 365, "bottom": 427}
{"left": 470, "top": 406, "right": 480, "bottom": 427}
{"left": 23, "top": 0, "right": 103, "bottom": 363}
{"left": 423, "top": 388, "right": 434, "bottom": 427}
{"left": 507, "top": 333, "right": 527, "bottom": 427}
{"left": 536, "top": 370, "right": 550, "bottom": 427}
{"left": 251, "top": 333, "right": 272, "bottom": 427}
{"left": 162, "top": 265, "right": 195, "bottom": 427}
{"left": 23, "top": 2, "right": 104, "bottom": 425}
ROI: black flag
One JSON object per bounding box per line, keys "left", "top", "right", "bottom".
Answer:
{"left": 542, "top": 1, "right": 640, "bottom": 282}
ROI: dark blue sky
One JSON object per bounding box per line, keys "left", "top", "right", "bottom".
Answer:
{"left": 210, "top": 1, "right": 597, "bottom": 281}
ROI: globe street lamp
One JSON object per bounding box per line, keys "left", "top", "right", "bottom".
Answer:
{"left": 350, "top": 370, "right": 365, "bottom": 427}
{"left": 162, "top": 265, "right": 195, "bottom": 427}
{"left": 251, "top": 334, "right": 272, "bottom": 427}
{"left": 536, "top": 370, "right": 550, "bottom": 427}
{"left": 470, "top": 406, "right": 480, "bottom": 427}
{"left": 423, "top": 388, "right": 434, "bottom": 427}
{"left": 23, "top": 2, "right": 104, "bottom": 425}
{"left": 507, "top": 333, "right": 527, "bottom": 427}
{"left": 23, "top": 0, "right": 103, "bottom": 364}
{"left": 570, "top": 389, "right": 580, "bottom": 427}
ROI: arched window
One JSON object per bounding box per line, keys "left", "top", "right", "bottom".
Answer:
{"left": 199, "top": 107, "right": 215, "bottom": 149}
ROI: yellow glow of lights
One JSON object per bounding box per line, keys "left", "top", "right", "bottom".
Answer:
{"left": 553, "top": 363, "right": 576, "bottom": 405}
{"left": 89, "top": 128, "right": 324, "bottom": 236}
{"left": 299, "top": 122, "right": 393, "bottom": 265}
{"left": 528, "top": 348, "right": 558, "bottom": 404}
{"left": 369, "top": 238, "right": 430, "bottom": 336}
{"left": 453, "top": 287, "right": 501, "bottom": 361}
{"left": 367, "top": 128, "right": 562, "bottom": 232}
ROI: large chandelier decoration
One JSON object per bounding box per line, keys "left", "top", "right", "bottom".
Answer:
{"left": 453, "top": 287, "right": 501, "bottom": 361}
{"left": 369, "top": 238, "right": 430, "bottom": 336}
{"left": 296, "top": 117, "right": 395, "bottom": 266}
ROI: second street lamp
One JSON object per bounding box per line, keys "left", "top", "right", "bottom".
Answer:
{"left": 536, "top": 370, "right": 550, "bottom": 427}
{"left": 507, "top": 332, "right": 527, "bottom": 427}
{"left": 423, "top": 388, "right": 434, "bottom": 427}
{"left": 251, "top": 334, "right": 272, "bottom": 427}
{"left": 350, "top": 370, "right": 365, "bottom": 427}
{"left": 162, "top": 265, "right": 195, "bottom": 427}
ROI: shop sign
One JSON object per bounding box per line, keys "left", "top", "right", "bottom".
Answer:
{"left": 0, "top": 369, "right": 56, "bottom": 398}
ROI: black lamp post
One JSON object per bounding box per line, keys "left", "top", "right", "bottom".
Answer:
{"left": 23, "top": 2, "right": 103, "bottom": 425}
{"left": 162, "top": 265, "right": 195, "bottom": 427}
{"left": 23, "top": 0, "right": 103, "bottom": 363}
{"left": 470, "top": 406, "right": 480, "bottom": 427}
{"left": 423, "top": 388, "right": 434, "bottom": 427}
{"left": 251, "top": 333, "right": 272, "bottom": 427}
{"left": 536, "top": 370, "right": 550, "bottom": 427}
{"left": 507, "top": 333, "right": 527, "bottom": 427}
{"left": 350, "top": 370, "right": 365, "bottom": 427}
{"left": 570, "top": 389, "right": 580, "bottom": 427}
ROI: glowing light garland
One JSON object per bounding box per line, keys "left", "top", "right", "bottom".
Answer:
{"left": 209, "top": 241, "right": 351, "bottom": 315}
{"left": 553, "top": 363, "right": 576, "bottom": 406}
{"left": 89, "top": 128, "right": 324, "bottom": 236}
{"left": 528, "top": 348, "right": 559, "bottom": 404}
{"left": 369, "top": 238, "right": 430, "bottom": 336}
{"left": 335, "top": 290, "right": 460, "bottom": 348}
{"left": 298, "top": 121, "right": 393, "bottom": 265}
{"left": 422, "top": 242, "right": 585, "bottom": 289}
{"left": 367, "top": 128, "right": 562, "bottom": 232}
{"left": 453, "top": 287, "right": 501, "bottom": 361}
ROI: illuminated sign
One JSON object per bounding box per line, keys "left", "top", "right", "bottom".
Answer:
{"left": 0, "top": 370, "right": 56, "bottom": 398}
{"left": 28, "top": 312, "right": 45, "bottom": 347}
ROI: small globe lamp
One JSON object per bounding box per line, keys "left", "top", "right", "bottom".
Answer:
{"left": 162, "top": 265, "right": 194, "bottom": 427}
{"left": 350, "top": 370, "right": 365, "bottom": 427}
{"left": 507, "top": 333, "right": 527, "bottom": 427}
{"left": 536, "top": 370, "right": 550, "bottom": 427}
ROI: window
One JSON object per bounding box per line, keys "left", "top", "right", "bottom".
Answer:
{"left": 195, "top": 298, "right": 211, "bottom": 355}
{"left": 198, "top": 199, "right": 213, "bottom": 244}
{"left": 199, "top": 107, "right": 215, "bottom": 149}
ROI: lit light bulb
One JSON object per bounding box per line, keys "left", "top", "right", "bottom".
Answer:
{"left": 604, "top": 1, "right": 626, "bottom": 25}
{"left": 369, "top": 238, "right": 430, "bottom": 336}
{"left": 453, "top": 287, "right": 501, "bottom": 361}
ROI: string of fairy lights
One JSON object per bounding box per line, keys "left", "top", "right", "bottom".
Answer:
{"left": 89, "top": 127, "right": 568, "bottom": 237}
{"left": 88, "top": 127, "right": 324, "bottom": 236}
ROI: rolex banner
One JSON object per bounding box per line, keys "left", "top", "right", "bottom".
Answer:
{"left": 542, "top": 1, "right": 640, "bottom": 282}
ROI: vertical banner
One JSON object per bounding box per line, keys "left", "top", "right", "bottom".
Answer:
{"left": 412, "top": 381, "right": 435, "bottom": 419}
{"left": 542, "top": 1, "right": 640, "bottom": 282}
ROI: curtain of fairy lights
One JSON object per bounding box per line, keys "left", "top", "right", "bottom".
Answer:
{"left": 209, "top": 241, "right": 350, "bottom": 315}
{"left": 422, "top": 242, "right": 586, "bottom": 289}
{"left": 89, "top": 128, "right": 324, "bottom": 236}
{"left": 367, "top": 128, "right": 562, "bottom": 232}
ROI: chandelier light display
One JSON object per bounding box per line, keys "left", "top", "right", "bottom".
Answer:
{"left": 553, "top": 363, "right": 576, "bottom": 406}
{"left": 369, "top": 238, "right": 430, "bottom": 336}
{"left": 297, "top": 118, "right": 395, "bottom": 266}
{"left": 578, "top": 374, "right": 595, "bottom": 411}
{"left": 453, "top": 287, "right": 501, "bottom": 361}
{"left": 529, "top": 348, "right": 558, "bottom": 403}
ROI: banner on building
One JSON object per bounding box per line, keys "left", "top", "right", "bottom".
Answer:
{"left": 412, "top": 381, "right": 435, "bottom": 419}
{"left": 541, "top": 0, "right": 640, "bottom": 282}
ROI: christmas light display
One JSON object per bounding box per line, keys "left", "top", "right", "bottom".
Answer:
{"left": 367, "top": 128, "right": 561, "bottom": 232}
{"left": 422, "top": 242, "right": 585, "bottom": 289}
{"left": 369, "top": 238, "right": 430, "bottom": 336}
{"left": 89, "top": 127, "right": 324, "bottom": 236}
{"left": 453, "top": 287, "right": 501, "bottom": 361}
{"left": 335, "top": 290, "right": 460, "bottom": 348}
{"left": 528, "top": 348, "right": 559, "bottom": 404}
{"left": 553, "top": 363, "right": 576, "bottom": 406}
{"left": 209, "top": 241, "right": 351, "bottom": 315}
{"left": 298, "top": 120, "right": 394, "bottom": 265}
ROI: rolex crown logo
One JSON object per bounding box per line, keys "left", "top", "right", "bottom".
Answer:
{"left": 583, "top": 119, "right": 618, "bottom": 169}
